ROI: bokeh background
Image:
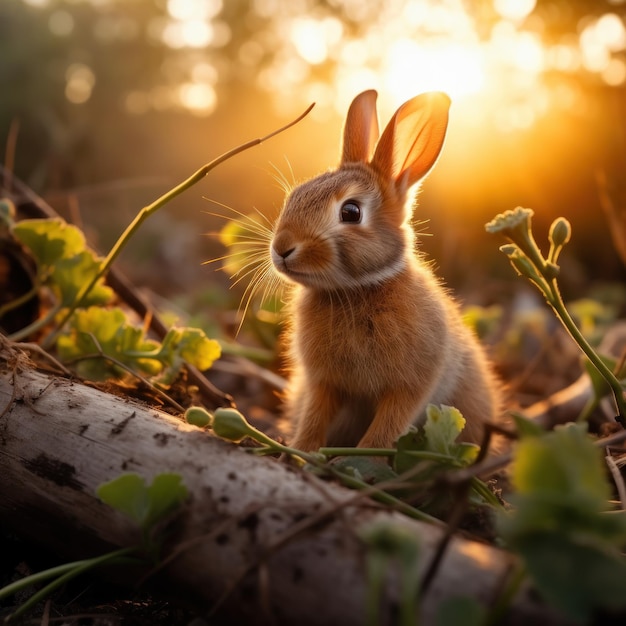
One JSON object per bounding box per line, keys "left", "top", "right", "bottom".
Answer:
{"left": 1, "top": 0, "right": 625, "bottom": 311}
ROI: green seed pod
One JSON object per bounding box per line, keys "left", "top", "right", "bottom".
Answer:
{"left": 211, "top": 407, "right": 252, "bottom": 443}
{"left": 549, "top": 217, "right": 571, "bottom": 249}
{"left": 184, "top": 406, "right": 212, "bottom": 428}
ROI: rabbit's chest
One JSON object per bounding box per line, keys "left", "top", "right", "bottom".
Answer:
{"left": 294, "top": 294, "right": 424, "bottom": 391}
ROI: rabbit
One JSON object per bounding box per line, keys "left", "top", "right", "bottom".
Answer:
{"left": 270, "top": 89, "right": 500, "bottom": 453}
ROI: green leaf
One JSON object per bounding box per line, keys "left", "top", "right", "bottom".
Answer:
{"left": 500, "top": 423, "right": 626, "bottom": 619}
{"left": 97, "top": 472, "right": 188, "bottom": 531}
{"left": 51, "top": 250, "right": 113, "bottom": 306}
{"left": 511, "top": 412, "right": 545, "bottom": 438}
{"left": 144, "top": 473, "right": 188, "bottom": 528}
{"left": 436, "top": 596, "right": 486, "bottom": 626}
{"left": 391, "top": 406, "right": 488, "bottom": 515}
{"left": 512, "top": 423, "right": 610, "bottom": 506}
{"left": 57, "top": 307, "right": 161, "bottom": 380}
{"left": 218, "top": 216, "right": 266, "bottom": 276}
{"left": 12, "top": 218, "right": 86, "bottom": 269}
{"left": 155, "top": 327, "right": 221, "bottom": 386}
{"left": 423, "top": 404, "right": 465, "bottom": 456}
{"left": 332, "top": 457, "right": 398, "bottom": 485}
{"left": 517, "top": 532, "right": 626, "bottom": 622}
{"left": 97, "top": 473, "right": 151, "bottom": 526}
{"left": 360, "top": 520, "right": 420, "bottom": 563}
{"left": 11, "top": 218, "right": 113, "bottom": 309}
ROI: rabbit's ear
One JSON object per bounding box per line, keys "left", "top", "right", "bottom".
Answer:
{"left": 341, "top": 90, "right": 380, "bottom": 165}
{"left": 372, "top": 92, "right": 450, "bottom": 192}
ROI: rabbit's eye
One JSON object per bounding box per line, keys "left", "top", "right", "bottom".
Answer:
{"left": 340, "top": 201, "right": 361, "bottom": 223}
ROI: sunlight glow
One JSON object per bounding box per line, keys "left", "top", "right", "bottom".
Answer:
{"left": 167, "top": 0, "right": 222, "bottom": 21}
{"left": 290, "top": 17, "right": 343, "bottom": 65}
{"left": 65, "top": 63, "right": 95, "bottom": 104}
{"left": 382, "top": 39, "right": 485, "bottom": 100}
{"left": 493, "top": 0, "right": 537, "bottom": 22}
{"left": 162, "top": 19, "right": 213, "bottom": 48}
{"left": 49, "top": 10, "right": 74, "bottom": 37}
{"left": 579, "top": 14, "right": 626, "bottom": 82}
{"left": 252, "top": 2, "right": 626, "bottom": 130}
{"left": 178, "top": 82, "right": 217, "bottom": 115}
{"left": 32, "top": 0, "right": 626, "bottom": 122}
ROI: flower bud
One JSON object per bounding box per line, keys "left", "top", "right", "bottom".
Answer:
{"left": 211, "top": 407, "right": 252, "bottom": 443}
{"left": 184, "top": 406, "right": 212, "bottom": 428}
{"left": 549, "top": 217, "right": 571, "bottom": 249}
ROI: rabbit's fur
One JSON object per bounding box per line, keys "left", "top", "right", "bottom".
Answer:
{"left": 270, "top": 90, "right": 500, "bottom": 452}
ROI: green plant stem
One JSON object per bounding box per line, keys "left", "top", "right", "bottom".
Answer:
{"left": 8, "top": 302, "right": 63, "bottom": 342}
{"left": 0, "top": 559, "right": 90, "bottom": 601}
{"left": 544, "top": 278, "right": 626, "bottom": 422}
{"left": 218, "top": 340, "right": 275, "bottom": 364}
{"left": 41, "top": 104, "right": 314, "bottom": 350}
{"left": 319, "top": 447, "right": 396, "bottom": 458}
{"left": 330, "top": 468, "right": 442, "bottom": 525}
{"left": 0, "top": 282, "right": 40, "bottom": 321}
{"left": 3, "top": 547, "right": 137, "bottom": 622}
{"left": 240, "top": 426, "right": 442, "bottom": 524}
{"left": 365, "top": 553, "right": 386, "bottom": 626}
{"left": 485, "top": 562, "right": 526, "bottom": 626}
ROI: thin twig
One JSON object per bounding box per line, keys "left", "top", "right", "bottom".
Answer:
{"left": 44, "top": 103, "right": 315, "bottom": 348}
{"left": 63, "top": 332, "right": 185, "bottom": 414}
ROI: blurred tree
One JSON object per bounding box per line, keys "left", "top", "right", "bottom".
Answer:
{"left": 0, "top": 0, "right": 624, "bottom": 293}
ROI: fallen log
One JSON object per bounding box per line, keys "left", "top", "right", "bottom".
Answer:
{"left": 0, "top": 344, "right": 572, "bottom": 625}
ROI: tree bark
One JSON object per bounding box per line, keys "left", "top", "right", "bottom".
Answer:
{"left": 0, "top": 344, "right": 572, "bottom": 625}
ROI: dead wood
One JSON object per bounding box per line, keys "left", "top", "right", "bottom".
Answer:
{"left": 0, "top": 343, "right": 576, "bottom": 626}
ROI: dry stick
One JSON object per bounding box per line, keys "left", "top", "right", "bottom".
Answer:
{"left": 16, "top": 341, "right": 73, "bottom": 376}
{"left": 44, "top": 103, "right": 315, "bottom": 350}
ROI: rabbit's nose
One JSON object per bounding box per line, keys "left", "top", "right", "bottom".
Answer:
{"left": 278, "top": 246, "right": 295, "bottom": 259}
{"left": 272, "top": 231, "right": 297, "bottom": 260}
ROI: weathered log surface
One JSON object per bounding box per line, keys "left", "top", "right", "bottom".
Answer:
{"left": 0, "top": 347, "right": 572, "bottom": 625}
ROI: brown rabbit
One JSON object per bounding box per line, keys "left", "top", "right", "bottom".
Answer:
{"left": 270, "top": 90, "right": 499, "bottom": 452}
